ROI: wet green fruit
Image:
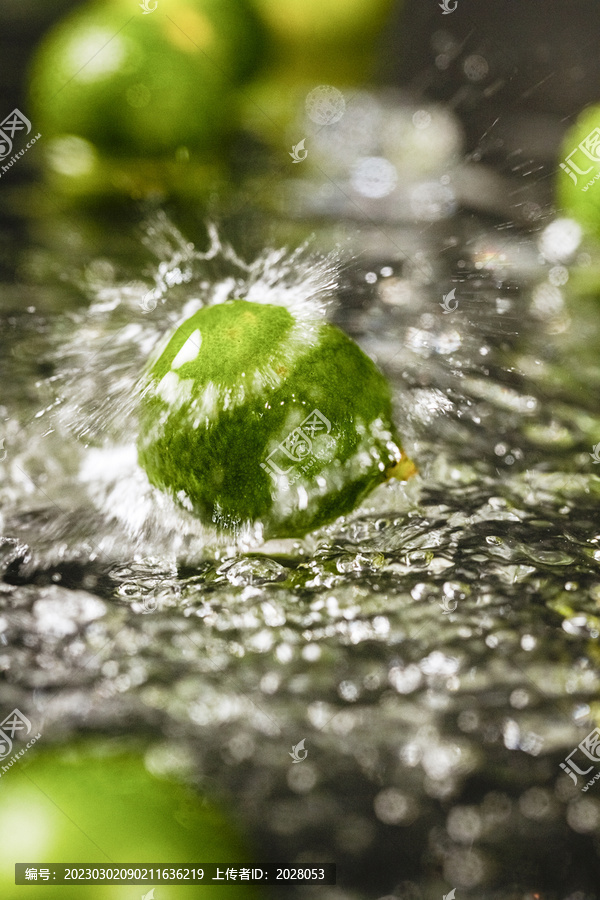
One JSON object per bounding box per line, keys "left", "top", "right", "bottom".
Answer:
{"left": 557, "top": 106, "right": 600, "bottom": 237}
{"left": 0, "top": 743, "right": 261, "bottom": 899}
{"left": 137, "top": 300, "right": 415, "bottom": 539}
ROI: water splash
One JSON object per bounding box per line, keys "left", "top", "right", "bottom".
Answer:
{"left": 4, "top": 217, "right": 345, "bottom": 561}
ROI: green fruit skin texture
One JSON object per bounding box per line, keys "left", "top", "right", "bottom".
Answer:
{"left": 0, "top": 744, "right": 262, "bottom": 899}
{"left": 137, "top": 301, "right": 406, "bottom": 538}
{"left": 557, "top": 106, "right": 600, "bottom": 237}
{"left": 28, "top": 0, "right": 266, "bottom": 157}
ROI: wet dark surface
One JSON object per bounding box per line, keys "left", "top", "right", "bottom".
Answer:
{"left": 2, "top": 4, "right": 600, "bottom": 898}
{"left": 2, "top": 155, "right": 600, "bottom": 898}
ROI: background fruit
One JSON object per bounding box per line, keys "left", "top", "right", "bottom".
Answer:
{"left": 28, "top": 0, "right": 266, "bottom": 158}
{"left": 0, "top": 742, "right": 262, "bottom": 899}
{"left": 241, "top": 0, "right": 398, "bottom": 144}
{"left": 249, "top": 0, "right": 395, "bottom": 47}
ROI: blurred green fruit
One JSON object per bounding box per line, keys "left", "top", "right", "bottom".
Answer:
{"left": 0, "top": 742, "right": 262, "bottom": 899}
{"left": 249, "top": 0, "right": 395, "bottom": 45}
{"left": 240, "top": 0, "right": 399, "bottom": 144}
{"left": 137, "top": 299, "right": 416, "bottom": 539}
{"left": 557, "top": 105, "right": 600, "bottom": 238}
{"left": 28, "top": 0, "right": 265, "bottom": 159}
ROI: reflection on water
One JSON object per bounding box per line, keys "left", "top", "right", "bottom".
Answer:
{"left": 2, "top": 96, "right": 600, "bottom": 897}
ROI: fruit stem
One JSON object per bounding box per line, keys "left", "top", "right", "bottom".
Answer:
{"left": 385, "top": 452, "right": 418, "bottom": 482}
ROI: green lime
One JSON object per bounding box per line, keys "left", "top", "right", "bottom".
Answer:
{"left": 249, "top": 0, "right": 395, "bottom": 46}
{"left": 240, "top": 0, "right": 399, "bottom": 148}
{"left": 107, "top": 0, "right": 267, "bottom": 85}
{"left": 557, "top": 106, "right": 600, "bottom": 237}
{"left": 137, "top": 300, "right": 416, "bottom": 539}
{"left": 28, "top": 0, "right": 265, "bottom": 159}
{"left": 0, "top": 742, "right": 262, "bottom": 899}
